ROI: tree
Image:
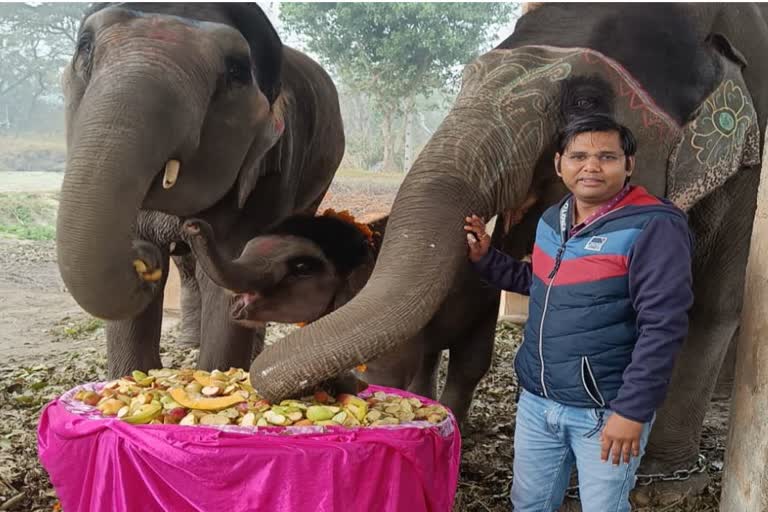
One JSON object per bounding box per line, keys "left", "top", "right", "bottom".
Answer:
{"left": 280, "top": 2, "right": 516, "bottom": 171}
{"left": 720, "top": 141, "right": 768, "bottom": 510}
{"left": 0, "top": 3, "right": 86, "bottom": 133}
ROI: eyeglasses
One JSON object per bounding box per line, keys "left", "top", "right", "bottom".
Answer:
{"left": 563, "top": 152, "right": 625, "bottom": 163}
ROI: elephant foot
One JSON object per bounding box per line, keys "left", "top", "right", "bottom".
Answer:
{"left": 175, "top": 331, "right": 200, "bottom": 348}
{"left": 557, "top": 473, "right": 709, "bottom": 512}
{"left": 630, "top": 472, "right": 710, "bottom": 507}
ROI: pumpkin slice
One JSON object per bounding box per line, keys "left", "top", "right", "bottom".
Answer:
{"left": 193, "top": 370, "right": 212, "bottom": 387}
{"left": 169, "top": 387, "right": 245, "bottom": 411}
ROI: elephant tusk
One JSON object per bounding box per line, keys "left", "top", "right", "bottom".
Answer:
{"left": 162, "top": 160, "right": 181, "bottom": 189}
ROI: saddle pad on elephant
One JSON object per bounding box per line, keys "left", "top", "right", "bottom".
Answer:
{"left": 37, "top": 384, "right": 460, "bottom": 512}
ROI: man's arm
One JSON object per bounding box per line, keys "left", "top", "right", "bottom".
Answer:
{"left": 472, "top": 247, "right": 532, "bottom": 296}
{"left": 609, "top": 215, "right": 694, "bottom": 423}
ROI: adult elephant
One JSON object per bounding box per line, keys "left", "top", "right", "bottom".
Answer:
{"left": 247, "top": 3, "right": 768, "bottom": 489}
{"left": 56, "top": 3, "right": 344, "bottom": 377}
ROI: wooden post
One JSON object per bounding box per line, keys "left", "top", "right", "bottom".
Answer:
{"left": 720, "top": 141, "right": 768, "bottom": 510}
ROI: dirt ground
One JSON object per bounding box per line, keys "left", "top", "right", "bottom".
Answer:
{"left": 0, "top": 172, "right": 728, "bottom": 511}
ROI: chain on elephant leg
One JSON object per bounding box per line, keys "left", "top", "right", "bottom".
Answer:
{"left": 630, "top": 319, "right": 739, "bottom": 506}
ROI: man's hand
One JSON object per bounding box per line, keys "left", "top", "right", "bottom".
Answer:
{"left": 464, "top": 215, "right": 491, "bottom": 263}
{"left": 600, "top": 413, "right": 644, "bottom": 465}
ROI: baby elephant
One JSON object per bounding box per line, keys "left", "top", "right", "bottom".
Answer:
{"left": 183, "top": 211, "right": 498, "bottom": 425}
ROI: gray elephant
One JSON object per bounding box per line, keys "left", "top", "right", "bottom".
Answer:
{"left": 246, "top": 2, "right": 768, "bottom": 488}
{"left": 180, "top": 212, "right": 497, "bottom": 425}
{"left": 56, "top": 3, "right": 344, "bottom": 378}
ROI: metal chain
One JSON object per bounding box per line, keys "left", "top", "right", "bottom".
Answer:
{"left": 564, "top": 453, "right": 709, "bottom": 500}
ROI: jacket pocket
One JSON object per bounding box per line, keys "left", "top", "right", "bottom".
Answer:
{"left": 581, "top": 356, "right": 606, "bottom": 407}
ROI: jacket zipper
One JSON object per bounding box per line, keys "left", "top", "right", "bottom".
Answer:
{"left": 537, "top": 200, "right": 631, "bottom": 398}
{"left": 538, "top": 243, "right": 564, "bottom": 398}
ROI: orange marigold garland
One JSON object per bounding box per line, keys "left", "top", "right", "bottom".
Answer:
{"left": 321, "top": 208, "right": 375, "bottom": 244}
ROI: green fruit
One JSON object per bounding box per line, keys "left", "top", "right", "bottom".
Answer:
{"left": 122, "top": 403, "right": 162, "bottom": 424}
{"left": 306, "top": 405, "right": 335, "bottom": 422}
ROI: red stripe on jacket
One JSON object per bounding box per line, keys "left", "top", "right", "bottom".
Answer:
{"left": 615, "top": 186, "right": 662, "bottom": 208}
{"left": 532, "top": 244, "right": 628, "bottom": 285}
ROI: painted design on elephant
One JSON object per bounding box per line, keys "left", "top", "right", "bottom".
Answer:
{"left": 457, "top": 48, "right": 579, "bottom": 203}
{"left": 462, "top": 47, "right": 580, "bottom": 98}
{"left": 690, "top": 80, "right": 756, "bottom": 167}
{"left": 668, "top": 73, "right": 760, "bottom": 211}
{"left": 485, "top": 46, "right": 679, "bottom": 143}
{"left": 579, "top": 48, "right": 679, "bottom": 141}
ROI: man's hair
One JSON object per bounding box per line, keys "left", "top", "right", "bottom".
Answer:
{"left": 556, "top": 115, "right": 637, "bottom": 156}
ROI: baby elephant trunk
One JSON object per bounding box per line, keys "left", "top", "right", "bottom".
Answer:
{"left": 183, "top": 219, "right": 278, "bottom": 292}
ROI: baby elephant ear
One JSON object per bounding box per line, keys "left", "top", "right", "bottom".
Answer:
{"left": 667, "top": 56, "right": 761, "bottom": 211}
{"left": 331, "top": 253, "right": 375, "bottom": 312}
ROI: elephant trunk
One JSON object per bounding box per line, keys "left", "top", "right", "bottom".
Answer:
{"left": 249, "top": 105, "right": 543, "bottom": 401}
{"left": 183, "top": 219, "right": 279, "bottom": 292}
{"left": 57, "top": 66, "right": 201, "bottom": 320}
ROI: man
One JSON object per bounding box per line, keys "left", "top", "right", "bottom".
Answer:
{"left": 464, "top": 115, "right": 693, "bottom": 511}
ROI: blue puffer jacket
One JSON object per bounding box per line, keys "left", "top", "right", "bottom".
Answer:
{"left": 473, "top": 186, "right": 693, "bottom": 422}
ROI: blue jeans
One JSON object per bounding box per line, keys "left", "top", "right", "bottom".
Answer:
{"left": 510, "top": 390, "right": 654, "bottom": 512}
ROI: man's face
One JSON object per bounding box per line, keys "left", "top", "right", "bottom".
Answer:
{"left": 554, "top": 130, "right": 634, "bottom": 205}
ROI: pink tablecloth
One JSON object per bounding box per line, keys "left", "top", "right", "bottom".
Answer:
{"left": 38, "top": 384, "right": 461, "bottom": 512}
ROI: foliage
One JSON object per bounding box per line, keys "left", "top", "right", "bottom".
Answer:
{"left": 280, "top": 3, "right": 517, "bottom": 171}
{"left": 280, "top": 3, "right": 515, "bottom": 108}
{"left": 0, "top": 3, "right": 86, "bottom": 133}
{"left": 0, "top": 192, "right": 57, "bottom": 240}
{"left": 50, "top": 316, "right": 105, "bottom": 340}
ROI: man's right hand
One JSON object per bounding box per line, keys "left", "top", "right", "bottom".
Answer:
{"left": 464, "top": 215, "right": 491, "bottom": 263}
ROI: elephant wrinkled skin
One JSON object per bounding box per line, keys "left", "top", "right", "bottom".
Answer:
{"left": 184, "top": 213, "right": 497, "bottom": 425}
{"left": 249, "top": 3, "right": 768, "bottom": 483}
{"left": 56, "top": 3, "right": 344, "bottom": 377}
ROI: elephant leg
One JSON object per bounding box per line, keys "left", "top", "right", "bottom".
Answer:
{"left": 252, "top": 324, "right": 266, "bottom": 359}
{"left": 173, "top": 253, "right": 201, "bottom": 347}
{"left": 362, "top": 336, "right": 424, "bottom": 390}
{"left": 439, "top": 312, "right": 497, "bottom": 426}
{"left": 641, "top": 169, "right": 757, "bottom": 482}
{"left": 408, "top": 349, "right": 441, "bottom": 400}
{"left": 642, "top": 314, "right": 739, "bottom": 470}
{"left": 106, "top": 250, "right": 170, "bottom": 378}
{"left": 713, "top": 329, "right": 737, "bottom": 400}
{"left": 196, "top": 270, "right": 259, "bottom": 371}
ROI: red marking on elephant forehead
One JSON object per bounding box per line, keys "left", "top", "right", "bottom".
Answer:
{"left": 250, "top": 237, "right": 279, "bottom": 255}
{"left": 140, "top": 18, "right": 196, "bottom": 44}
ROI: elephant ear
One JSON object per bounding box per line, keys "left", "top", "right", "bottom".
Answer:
{"left": 331, "top": 253, "right": 376, "bottom": 312}
{"left": 222, "top": 3, "right": 287, "bottom": 209}
{"left": 666, "top": 54, "right": 761, "bottom": 211}
{"left": 223, "top": 3, "right": 283, "bottom": 105}
{"left": 706, "top": 33, "right": 748, "bottom": 70}
{"left": 236, "top": 94, "right": 288, "bottom": 209}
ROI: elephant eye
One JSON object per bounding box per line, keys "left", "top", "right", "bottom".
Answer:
{"left": 575, "top": 97, "right": 595, "bottom": 110}
{"left": 287, "top": 257, "right": 323, "bottom": 277}
{"left": 226, "top": 56, "right": 253, "bottom": 86}
{"left": 75, "top": 32, "right": 94, "bottom": 74}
